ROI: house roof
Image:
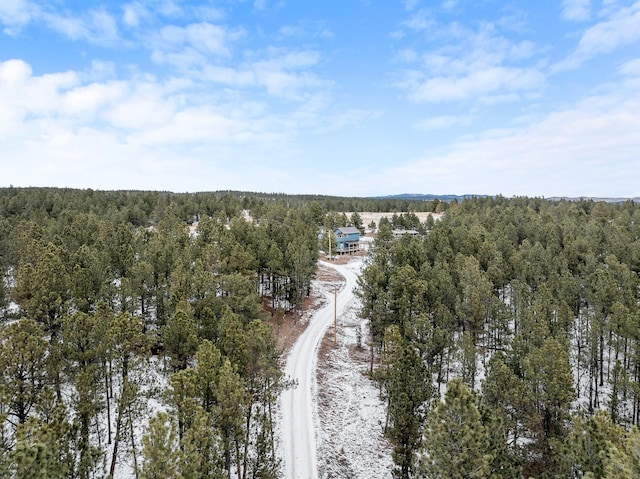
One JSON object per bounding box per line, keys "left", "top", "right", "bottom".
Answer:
{"left": 335, "top": 226, "right": 361, "bottom": 235}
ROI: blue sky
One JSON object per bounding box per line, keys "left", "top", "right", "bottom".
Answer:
{"left": 1, "top": 0, "right": 639, "bottom": 197}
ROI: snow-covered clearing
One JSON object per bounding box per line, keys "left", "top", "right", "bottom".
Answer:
{"left": 279, "top": 257, "right": 392, "bottom": 478}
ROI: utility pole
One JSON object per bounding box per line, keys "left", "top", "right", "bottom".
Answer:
{"left": 334, "top": 287, "right": 337, "bottom": 345}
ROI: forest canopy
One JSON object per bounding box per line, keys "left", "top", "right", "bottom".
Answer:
{"left": 0, "top": 187, "right": 437, "bottom": 478}
{"left": 2, "top": 188, "right": 640, "bottom": 478}
{"left": 357, "top": 195, "right": 640, "bottom": 478}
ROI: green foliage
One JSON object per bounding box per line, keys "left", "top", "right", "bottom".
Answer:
{"left": 604, "top": 426, "right": 640, "bottom": 478}
{"left": 0, "top": 319, "right": 48, "bottom": 425}
{"left": 179, "top": 409, "right": 225, "bottom": 479}
{"left": 386, "top": 345, "right": 432, "bottom": 479}
{"left": 3, "top": 188, "right": 640, "bottom": 477}
{"left": 421, "top": 379, "right": 492, "bottom": 479}
{"left": 140, "top": 412, "right": 180, "bottom": 479}
{"left": 566, "top": 411, "right": 626, "bottom": 478}
{"left": 357, "top": 195, "right": 640, "bottom": 475}
{"left": 163, "top": 308, "right": 199, "bottom": 371}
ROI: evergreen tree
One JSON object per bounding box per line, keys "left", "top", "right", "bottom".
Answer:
{"left": 179, "top": 408, "right": 225, "bottom": 479}
{"left": 387, "top": 345, "right": 432, "bottom": 479}
{"left": 0, "top": 319, "right": 48, "bottom": 426}
{"left": 9, "top": 419, "right": 61, "bottom": 479}
{"left": 61, "top": 311, "right": 108, "bottom": 479}
{"left": 567, "top": 410, "right": 626, "bottom": 478}
{"left": 214, "top": 358, "right": 247, "bottom": 478}
{"left": 421, "top": 378, "right": 492, "bottom": 479}
{"left": 163, "top": 307, "right": 199, "bottom": 371}
{"left": 140, "top": 412, "right": 180, "bottom": 479}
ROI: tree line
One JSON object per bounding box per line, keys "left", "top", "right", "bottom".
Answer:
{"left": 0, "top": 187, "right": 445, "bottom": 229}
{"left": 357, "top": 196, "right": 640, "bottom": 478}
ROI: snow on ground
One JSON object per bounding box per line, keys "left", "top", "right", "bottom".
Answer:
{"left": 279, "top": 259, "right": 361, "bottom": 478}
{"left": 40, "top": 254, "right": 391, "bottom": 479}
{"left": 316, "top": 296, "right": 394, "bottom": 478}
{"left": 352, "top": 212, "right": 442, "bottom": 232}
{"left": 110, "top": 356, "right": 169, "bottom": 479}
{"left": 313, "top": 258, "right": 393, "bottom": 478}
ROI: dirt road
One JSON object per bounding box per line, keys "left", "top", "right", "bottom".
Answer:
{"left": 280, "top": 260, "right": 359, "bottom": 479}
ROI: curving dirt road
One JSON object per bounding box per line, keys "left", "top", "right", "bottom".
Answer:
{"left": 280, "top": 260, "right": 359, "bottom": 479}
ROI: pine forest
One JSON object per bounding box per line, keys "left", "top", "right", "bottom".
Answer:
{"left": 1, "top": 187, "right": 640, "bottom": 479}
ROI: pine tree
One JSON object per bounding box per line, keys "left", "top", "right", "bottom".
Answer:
{"left": 61, "top": 311, "right": 108, "bottom": 479}
{"left": 481, "top": 351, "right": 533, "bottom": 467}
{"left": 163, "top": 307, "right": 199, "bottom": 371}
{"left": 179, "top": 408, "right": 225, "bottom": 479}
{"left": 600, "top": 425, "right": 640, "bottom": 478}
{"left": 10, "top": 419, "right": 59, "bottom": 479}
{"left": 567, "top": 410, "right": 626, "bottom": 478}
{"left": 108, "top": 311, "right": 149, "bottom": 477}
{"left": 0, "top": 319, "right": 48, "bottom": 426}
{"left": 421, "top": 378, "right": 492, "bottom": 479}
{"left": 387, "top": 345, "right": 431, "bottom": 479}
{"left": 526, "top": 336, "right": 575, "bottom": 468}
{"left": 140, "top": 412, "right": 180, "bottom": 479}
{"left": 214, "top": 358, "right": 247, "bottom": 478}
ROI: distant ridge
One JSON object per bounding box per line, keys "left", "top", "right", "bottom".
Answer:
{"left": 548, "top": 197, "right": 640, "bottom": 203}
{"left": 376, "top": 193, "right": 487, "bottom": 202}
{"left": 378, "top": 193, "right": 639, "bottom": 204}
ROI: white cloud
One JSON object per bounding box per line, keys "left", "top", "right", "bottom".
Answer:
{"left": 620, "top": 57, "right": 640, "bottom": 76}
{"left": 2, "top": 2, "right": 123, "bottom": 43}
{"left": 193, "top": 6, "right": 226, "bottom": 22}
{"left": 63, "top": 82, "right": 126, "bottom": 116}
{"left": 555, "top": 1, "right": 640, "bottom": 70}
{"left": 561, "top": 0, "right": 591, "bottom": 22}
{"left": 408, "top": 66, "right": 544, "bottom": 102}
{"left": 0, "top": 58, "right": 31, "bottom": 85}
{"left": 203, "top": 65, "right": 256, "bottom": 87}
{"left": 150, "top": 22, "right": 244, "bottom": 68}
{"left": 156, "top": 0, "right": 183, "bottom": 18}
{"left": 0, "top": 59, "right": 79, "bottom": 124}
{"left": 578, "top": 1, "right": 640, "bottom": 52}
{"left": 403, "top": 9, "right": 435, "bottom": 31}
{"left": 84, "top": 60, "right": 117, "bottom": 82}
{"left": 0, "top": 0, "right": 34, "bottom": 33}
{"left": 413, "top": 114, "right": 473, "bottom": 130}
{"left": 313, "top": 109, "right": 382, "bottom": 134}
{"left": 278, "top": 20, "right": 334, "bottom": 40}
{"left": 42, "top": 8, "right": 119, "bottom": 44}
{"left": 404, "top": 0, "right": 420, "bottom": 11}
{"left": 0, "top": 58, "right": 313, "bottom": 192}
{"left": 122, "top": 2, "right": 149, "bottom": 27}
{"left": 372, "top": 69, "right": 640, "bottom": 197}
{"left": 252, "top": 0, "right": 285, "bottom": 12}
{"left": 395, "top": 20, "right": 544, "bottom": 104}
{"left": 201, "top": 49, "right": 329, "bottom": 101}
{"left": 442, "top": 0, "right": 457, "bottom": 12}
{"left": 129, "top": 106, "right": 247, "bottom": 145}
{"left": 396, "top": 48, "right": 418, "bottom": 63}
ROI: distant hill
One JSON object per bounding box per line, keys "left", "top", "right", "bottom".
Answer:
{"left": 548, "top": 196, "right": 640, "bottom": 203}
{"left": 375, "top": 193, "right": 487, "bottom": 202}
{"left": 379, "top": 194, "right": 639, "bottom": 204}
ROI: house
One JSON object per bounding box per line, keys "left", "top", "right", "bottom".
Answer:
{"left": 392, "top": 229, "right": 420, "bottom": 239}
{"left": 334, "top": 226, "right": 361, "bottom": 255}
